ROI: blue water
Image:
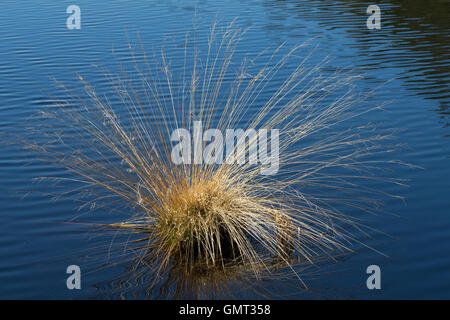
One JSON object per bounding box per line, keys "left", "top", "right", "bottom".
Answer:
{"left": 0, "top": 0, "right": 449, "bottom": 299}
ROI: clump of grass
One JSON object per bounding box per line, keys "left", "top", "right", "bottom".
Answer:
{"left": 30, "top": 21, "right": 405, "bottom": 295}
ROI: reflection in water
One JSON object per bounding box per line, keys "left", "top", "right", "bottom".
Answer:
{"left": 91, "top": 236, "right": 349, "bottom": 299}
{"left": 264, "top": 0, "right": 449, "bottom": 129}
{"left": 94, "top": 249, "right": 275, "bottom": 299}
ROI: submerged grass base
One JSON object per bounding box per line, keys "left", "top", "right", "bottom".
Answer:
{"left": 115, "top": 169, "right": 298, "bottom": 277}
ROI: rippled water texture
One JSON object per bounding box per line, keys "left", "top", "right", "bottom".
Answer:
{"left": 0, "top": 0, "right": 449, "bottom": 299}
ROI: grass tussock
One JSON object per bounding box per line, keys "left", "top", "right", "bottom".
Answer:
{"left": 29, "top": 21, "right": 406, "bottom": 295}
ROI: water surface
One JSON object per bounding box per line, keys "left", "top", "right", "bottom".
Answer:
{"left": 0, "top": 0, "right": 449, "bottom": 299}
